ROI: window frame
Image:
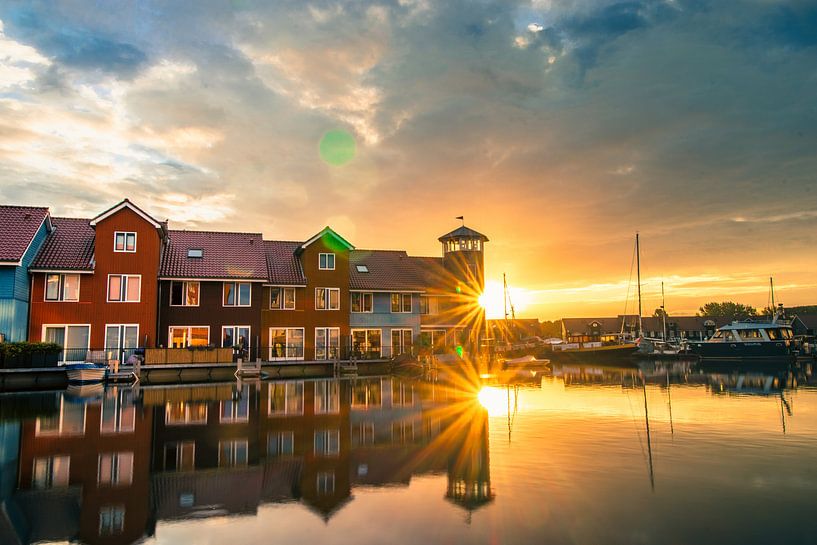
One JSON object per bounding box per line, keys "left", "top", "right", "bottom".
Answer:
{"left": 270, "top": 286, "right": 297, "bottom": 310}
{"left": 315, "top": 327, "right": 341, "bottom": 360}
{"left": 318, "top": 253, "right": 336, "bottom": 270}
{"left": 315, "top": 287, "right": 340, "bottom": 310}
{"left": 351, "top": 292, "right": 373, "bottom": 313}
{"left": 44, "top": 273, "right": 81, "bottom": 302}
{"left": 222, "top": 325, "right": 251, "bottom": 350}
{"left": 268, "top": 327, "right": 305, "bottom": 361}
{"left": 106, "top": 274, "right": 141, "bottom": 303}
{"left": 390, "top": 293, "right": 413, "bottom": 313}
{"left": 168, "top": 326, "right": 210, "bottom": 348}
{"left": 223, "top": 281, "right": 252, "bottom": 307}
{"left": 170, "top": 281, "right": 200, "bottom": 307}
{"left": 113, "top": 231, "right": 137, "bottom": 253}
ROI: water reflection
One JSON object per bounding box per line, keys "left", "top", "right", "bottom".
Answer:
{"left": 0, "top": 361, "right": 816, "bottom": 544}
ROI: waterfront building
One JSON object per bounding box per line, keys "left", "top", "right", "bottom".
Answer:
{"left": 28, "top": 200, "right": 166, "bottom": 361}
{"left": 562, "top": 315, "right": 725, "bottom": 342}
{"left": 157, "top": 230, "right": 268, "bottom": 356}
{"left": 0, "top": 206, "right": 52, "bottom": 342}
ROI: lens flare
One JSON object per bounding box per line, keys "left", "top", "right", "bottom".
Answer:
{"left": 477, "top": 386, "right": 507, "bottom": 416}
{"left": 319, "top": 129, "right": 356, "bottom": 166}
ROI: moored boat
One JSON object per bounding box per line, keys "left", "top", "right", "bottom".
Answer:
{"left": 687, "top": 319, "right": 796, "bottom": 363}
{"left": 64, "top": 362, "right": 108, "bottom": 383}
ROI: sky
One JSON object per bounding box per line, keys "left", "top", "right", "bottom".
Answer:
{"left": 0, "top": 0, "right": 816, "bottom": 320}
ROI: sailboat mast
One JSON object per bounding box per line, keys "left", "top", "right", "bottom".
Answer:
{"left": 636, "top": 233, "right": 643, "bottom": 338}
{"left": 770, "top": 276, "right": 775, "bottom": 309}
{"left": 503, "top": 273, "right": 509, "bottom": 321}
{"left": 661, "top": 281, "right": 666, "bottom": 341}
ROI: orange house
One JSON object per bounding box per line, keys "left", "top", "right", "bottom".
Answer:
{"left": 28, "top": 200, "right": 166, "bottom": 361}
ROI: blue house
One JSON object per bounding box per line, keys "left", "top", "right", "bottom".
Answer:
{"left": 0, "top": 206, "right": 52, "bottom": 343}
{"left": 349, "top": 250, "right": 426, "bottom": 358}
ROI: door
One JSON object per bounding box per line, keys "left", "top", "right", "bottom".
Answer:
{"left": 105, "top": 325, "right": 139, "bottom": 363}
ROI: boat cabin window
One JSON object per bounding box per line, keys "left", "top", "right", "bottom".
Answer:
{"left": 712, "top": 330, "right": 724, "bottom": 339}
{"left": 782, "top": 328, "right": 793, "bottom": 339}
{"left": 738, "top": 329, "right": 762, "bottom": 340}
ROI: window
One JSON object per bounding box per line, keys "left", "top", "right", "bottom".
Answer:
{"left": 32, "top": 456, "right": 70, "bottom": 489}
{"left": 219, "top": 439, "right": 248, "bottom": 468}
{"left": 99, "top": 506, "right": 125, "bottom": 536}
{"left": 45, "top": 274, "right": 80, "bottom": 301}
{"left": 270, "top": 287, "right": 296, "bottom": 309}
{"left": 319, "top": 253, "right": 335, "bottom": 270}
{"left": 101, "top": 389, "right": 136, "bottom": 434}
{"left": 419, "top": 295, "right": 438, "bottom": 315}
{"left": 107, "top": 275, "right": 140, "bottom": 302}
{"left": 220, "top": 395, "right": 250, "bottom": 423}
{"left": 169, "top": 326, "right": 209, "bottom": 348}
{"left": 392, "top": 381, "right": 415, "bottom": 407}
{"left": 43, "top": 325, "right": 90, "bottom": 362}
{"left": 314, "top": 380, "right": 340, "bottom": 414}
{"left": 269, "top": 327, "right": 305, "bottom": 360}
{"left": 356, "top": 264, "right": 369, "bottom": 273}
{"left": 36, "top": 396, "right": 86, "bottom": 436}
{"left": 104, "top": 324, "right": 139, "bottom": 363}
{"left": 98, "top": 452, "right": 134, "bottom": 486}
{"left": 353, "top": 422, "right": 375, "bottom": 447}
{"left": 170, "top": 281, "right": 199, "bottom": 306}
{"left": 315, "top": 327, "right": 340, "bottom": 360}
{"left": 317, "top": 472, "right": 335, "bottom": 495}
{"left": 315, "top": 287, "right": 340, "bottom": 310}
{"left": 163, "top": 441, "right": 195, "bottom": 471}
{"left": 187, "top": 248, "right": 203, "bottom": 258}
{"left": 351, "top": 292, "right": 373, "bottom": 313}
{"left": 392, "top": 419, "right": 415, "bottom": 443}
{"left": 267, "top": 431, "right": 295, "bottom": 457}
{"left": 223, "top": 282, "right": 252, "bottom": 306}
{"left": 391, "top": 329, "right": 414, "bottom": 357}
{"left": 222, "top": 326, "right": 251, "bottom": 350}
{"left": 351, "top": 379, "right": 382, "bottom": 409}
{"left": 165, "top": 402, "right": 208, "bottom": 425}
{"left": 114, "top": 231, "right": 136, "bottom": 253}
{"left": 268, "top": 382, "right": 304, "bottom": 415}
{"left": 314, "top": 429, "right": 340, "bottom": 457}
{"left": 390, "top": 293, "right": 412, "bottom": 313}
{"left": 352, "top": 329, "right": 381, "bottom": 358}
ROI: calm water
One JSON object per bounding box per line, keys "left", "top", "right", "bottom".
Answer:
{"left": 2, "top": 361, "right": 817, "bottom": 545}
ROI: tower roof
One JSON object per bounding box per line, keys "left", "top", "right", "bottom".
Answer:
{"left": 438, "top": 225, "right": 488, "bottom": 243}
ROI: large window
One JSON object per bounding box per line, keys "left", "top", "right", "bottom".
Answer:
{"left": 36, "top": 396, "right": 85, "bottom": 436}
{"left": 219, "top": 439, "right": 248, "bottom": 468}
{"left": 43, "top": 324, "right": 90, "bottom": 362}
{"left": 315, "top": 327, "right": 340, "bottom": 360}
{"left": 165, "top": 402, "right": 208, "bottom": 425}
{"left": 391, "top": 329, "right": 413, "bottom": 357}
{"left": 99, "top": 506, "right": 125, "bottom": 536}
{"left": 101, "top": 389, "right": 136, "bottom": 434}
{"left": 223, "top": 282, "right": 251, "bottom": 307}
{"left": 352, "top": 329, "right": 381, "bottom": 358}
{"left": 270, "top": 287, "right": 296, "bottom": 309}
{"left": 315, "top": 287, "right": 340, "bottom": 310}
{"left": 222, "top": 326, "right": 251, "bottom": 350}
{"left": 314, "top": 429, "right": 340, "bottom": 457}
{"left": 105, "top": 324, "right": 139, "bottom": 362}
{"left": 32, "top": 456, "right": 70, "bottom": 489}
{"left": 319, "top": 253, "right": 335, "bottom": 270}
{"left": 107, "top": 274, "right": 140, "bottom": 302}
{"left": 314, "top": 380, "right": 340, "bottom": 414}
{"left": 170, "top": 281, "right": 199, "bottom": 306}
{"left": 45, "top": 274, "right": 80, "bottom": 301}
{"left": 114, "top": 231, "right": 136, "bottom": 253}
{"left": 220, "top": 387, "right": 250, "bottom": 423}
{"left": 268, "top": 382, "right": 304, "bottom": 415}
{"left": 390, "top": 293, "right": 413, "bottom": 313}
{"left": 98, "top": 452, "right": 134, "bottom": 486}
{"left": 163, "top": 441, "right": 195, "bottom": 471}
{"left": 351, "top": 292, "right": 373, "bottom": 313}
{"left": 317, "top": 472, "right": 335, "bottom": 495}
{"left": 419, "top": 295, "right": 438, "bottom": 315}
{"left": 169, "top": 326, "right": 209, "bottom": 348}
{"left": 267, "top": 431, "right": 295, "bottom": 457}
{"left": 269, "top": 327, "right": 304, "bottom": 360}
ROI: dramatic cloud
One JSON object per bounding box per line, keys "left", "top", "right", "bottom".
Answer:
{"left": 0, "top": 0, "right": 815, "bottom": 318}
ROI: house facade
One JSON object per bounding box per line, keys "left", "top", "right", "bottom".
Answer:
{"left": 28, "top": 200, "right": 166, "bottom": 361}
{"left": 157, "top": 230, "right": 267, "bottom": 357}
{"left": 0, "top": 206, "right": 52, "bottom": 343}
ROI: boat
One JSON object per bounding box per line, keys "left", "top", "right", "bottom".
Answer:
{"left": 687, "top": 318, "right": 796, "bottom": 363}
{"left": 501, "top": 354, "right": 550, "bottom": 369}
{"left": 64, "top": 362, "right": 108, "bottom": 383}
{"left": 544, "top": 341, "right": 639, "bottom": 363}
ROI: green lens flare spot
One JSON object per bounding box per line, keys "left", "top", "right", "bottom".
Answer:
{"left": 456, "top": 345, "right": 464, "bottom": 358}
{"left": 455, "top": 284, "right": 462, "bottom": 294}
{"left": 319, "top": 130, "right": 356, "bottom": 166}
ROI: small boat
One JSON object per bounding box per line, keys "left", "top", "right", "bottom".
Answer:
{"left": 501, "top": 355, "right": 550, "bottom": 368}
{"left": 64, "top": 362, "right": 108, "bottom": 383}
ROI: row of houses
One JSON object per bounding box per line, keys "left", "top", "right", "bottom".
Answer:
{"left": 0, "top": 200, "right": 488, "bottom": 362}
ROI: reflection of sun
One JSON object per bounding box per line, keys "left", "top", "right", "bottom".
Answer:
{"left": 478, "top": 280, "right": 532, "bottom": 320}
{"left": 477, "top": 386, "right": 507, "bottom": 416}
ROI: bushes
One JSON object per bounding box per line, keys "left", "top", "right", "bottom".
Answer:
{"left": 0, "top": 342, "right": 62, "bottom": 369}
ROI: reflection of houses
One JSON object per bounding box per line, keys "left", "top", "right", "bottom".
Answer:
{"left": 562, "top": 315, "right": 726, "bottom": 342}
{"left": 10, "top": 389, "right": 152, "bottom": 545}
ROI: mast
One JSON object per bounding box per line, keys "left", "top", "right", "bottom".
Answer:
{"left": 636, "top": 233, "right": 643, "bottom": 338}
{"left": 503, "top": 273, "right": 509, "bottom": 321}
{"left": 661, "top": 281, "right": 667, "bottom": 341}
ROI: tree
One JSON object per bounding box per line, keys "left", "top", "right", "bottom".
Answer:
{"left": 698, "top": 301, "right": 757, "bottom": 322}
{"left": 653, "top": 308, "right": 668, "bottom": 319}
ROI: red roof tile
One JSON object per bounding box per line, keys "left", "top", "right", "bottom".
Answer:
{"left": 349, "top": 250, "right": 429, "bottom": 290}
{"left": 0, "top": 205, "right": 50, "bottom": 262}
{"left": 265, "top": 240, "right": 306, "bottom": 285}
{"left": 29, "top": 217, "right": 95, "bottom": 271}
{"left": 160, "top": 230, "right": 267, "bottom": 279}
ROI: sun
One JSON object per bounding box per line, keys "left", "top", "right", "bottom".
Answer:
{"left": 477, "top": 386, "right": 508, "bottom": 416}
{"left": 479, "top": 280, "right": 533, "bottom": 319}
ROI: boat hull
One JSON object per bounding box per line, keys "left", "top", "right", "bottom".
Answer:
{"left": 64, "top": 363, "right": 107, "bottom": 383}
{"left": 687, "top": 341, "right": 795, "bottom": 363}
{"left": 543, "top": 344, "right": 639, "bottom": 364}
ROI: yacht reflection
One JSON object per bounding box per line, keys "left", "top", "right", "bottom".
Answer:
{"left": 1, "top": 377, "right": 492, "bottom": 544}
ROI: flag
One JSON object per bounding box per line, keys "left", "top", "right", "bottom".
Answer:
{"left": 455, "top": 216, "right": 464, "bottom": 220}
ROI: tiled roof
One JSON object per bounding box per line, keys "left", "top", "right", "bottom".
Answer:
{"left": 407, "top": 256, "right": 448, "bottom": 288}
{"left": 0, "top": 205, "right": 50, "bottom": 262}
{"left": 160, "top": 230, "right": 267, "bottom": 279}
{"left": 561, "top": 316, "right": 640, "bottom": 334}
{"left": 30, "top": 217, "right": 95, "bottom": 270}
{"left": 438, "top": 225, "right": 488, "bottom": 242}
{"left": 349, "top": 250, "right": 429, "bottom": 290}
{"left": 265, "top": 240, "right": 306, "bottom": 285}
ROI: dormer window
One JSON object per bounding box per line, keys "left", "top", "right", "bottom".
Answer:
{"left": 114, "top": 232, "right": 136, "bottom": 253}
{"left": 319, "top": 253, "right": 335, "bottom": 270}
{"left": 356, "top": 265, "right": 369, "bottom": 273}
{"left": 187, "top": 248, "right": 204, "bottom": 258}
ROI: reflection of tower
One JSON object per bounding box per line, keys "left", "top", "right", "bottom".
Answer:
{"left": 438, "top": 226, "right": 488, "bottom": 295}
{"left": 445, "top": 405, "right": 493, "bottom": 518}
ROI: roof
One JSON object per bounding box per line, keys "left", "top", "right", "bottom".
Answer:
{"left": 297, "top": 226, "right": 354, "bottom": 253}
{"left": 0, "top": 205, "right": 51, "bottom": 263}
{"left": 561, "top": 316, "right": 640, "bottom": 333}
{"left": 29, "top": 217, "right": 95, "bottom": 271}
{"left": 407, "top": 256, "right": 447, "bottom": 287}
{"left": 160, "top": 230, "right": 267, "bottom": 279}
{"left": 265, "top": 240, "right": 307, "bottom": 285}
{"left": 349, "top": 250, "right": 428, "bottom": 290}
{"left": 438, "top": 225, "right": 488, "bottom": 243}
{"left": 89, "top": 198, "right": 164, "bottom": 230}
